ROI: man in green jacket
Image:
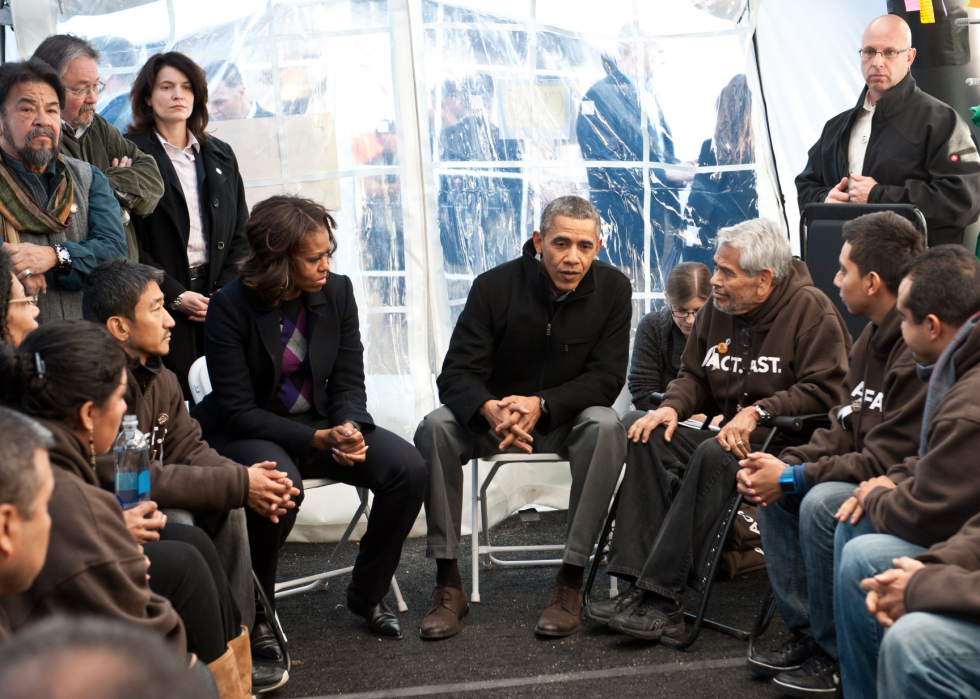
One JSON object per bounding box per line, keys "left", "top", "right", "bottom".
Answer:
{"left": 33, "top": 35, "right": 164, "bottom": 261}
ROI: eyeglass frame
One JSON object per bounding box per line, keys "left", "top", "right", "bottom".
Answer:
{"left": 669, "top": 307, "right": 699, "bottom": 320}
{"left": 64, "top": 81, "right": 107, "bottom": 98}
{"left": 9, "top": 293, "right": 39, "bottom": 307}
{"left": 858, "top": 48, "right": 911, "bottom": 61}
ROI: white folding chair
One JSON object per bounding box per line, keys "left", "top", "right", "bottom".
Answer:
{"left": 187, "top": 358, "right": 407, "bottom": 612}
{"left": 469, "top": 453, "right": 567, "bottom": 603}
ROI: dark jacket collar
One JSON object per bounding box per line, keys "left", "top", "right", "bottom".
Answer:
{"left": 128, "top": 353, "right": 164, "bottom": 393}
{"left": 853, "top": 73, "right": 917, "bottom": 121}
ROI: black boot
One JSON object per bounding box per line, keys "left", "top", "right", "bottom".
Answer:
{"left": 251, "top": 607, "right": 283, "bottom": 663}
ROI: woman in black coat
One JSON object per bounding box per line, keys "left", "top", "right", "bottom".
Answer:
{"left": 193, "top": 195, "right": 426, "bottom": 650}
{"left": 125, "top": 52, "right": 250, "bottom": 398}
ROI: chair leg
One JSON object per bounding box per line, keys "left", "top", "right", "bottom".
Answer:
{"left": 253, "top": 571, "right": 292, "bottom": 677}
{"left": 390, "top": 575, "right": 408, "bottom": 613}
{"left": 663, "top": 494, "right": 746, "bottom": 650}
{"left": 470, "top": 458, "right": 481, "bottom": 603}
{"left": 746, "top": 583, "right": 777, "bottom": 658}
{"left": 583, "top": 487, "right": 621, "bottom": 607}
{"left": 479, "top": 463, "right": 504, "bottom": 572}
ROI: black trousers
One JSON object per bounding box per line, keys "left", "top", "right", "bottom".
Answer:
{"left": 606, "top": 416, "right": 742, "bottom": 602}
{"left": 144, "top": 522, "right": 241, "bottom": 663}
{"left": 222, "top": 424, "right": 427, "bottom": 610}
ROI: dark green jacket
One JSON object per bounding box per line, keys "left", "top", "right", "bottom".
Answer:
{"left": 61, "top": 114, "right": 164, "bottom": 260}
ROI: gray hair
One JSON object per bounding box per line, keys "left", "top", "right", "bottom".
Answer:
{"left": 539, "top": 196, "right": 601, "bottom": 239}
{"left": 716, "top": 218, "right": 792, "bottom": 283}
{"left": 32, "top": 35, "right": 100, "bottom": 77}
{"left": 0, "top": 407, "right": 53, "bottom": 519}
{"left": 82, "top": 259, "right": 166, "bottom": 324}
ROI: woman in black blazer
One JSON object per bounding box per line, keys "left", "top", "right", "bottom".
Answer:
{"left": 125, "top": 52, "right": 250, "bottom": 398}
{"left": 194, "top": 195, "right": 426, "bottom": 649}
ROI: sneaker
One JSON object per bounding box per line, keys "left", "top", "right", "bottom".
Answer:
{"left": 607, "top": 591, "right": 684, "bottom": 641}
{"left": 583, "top": 583, "right": 640, "bottom": 625}
{"left": 747, "top": 630, "right": 821, "bottom": 678}
{"left": 771, "top": 653, "right": 840, "bottom": 698}
{"left": 252, "top": 664, "right": 289, "bottom": 694}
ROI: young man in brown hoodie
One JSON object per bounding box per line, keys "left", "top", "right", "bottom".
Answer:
{"left": 863, "top": 511, "right": 980, "bottom": 699}
{"left": 0, "top": 408, "right": 55, "bottom": 641}
{"left": 731, "top": 212, "right": 926, "bottom": 697}
{"left": 833, "top": 245, "right": 980, "bottom": 699}
{"left": 585, "top": 218, "right": 851, "bottom": 640}
{"left": 82, "top": 259, "right": 297, "bottom": 691}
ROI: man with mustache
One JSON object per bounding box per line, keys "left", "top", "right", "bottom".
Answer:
{"left": 0, "top": 58, "right": 127, "bottom": 322}
{"left": 585, "top": 218, "right": 851, "bottom": 644}
{"left": 797, "top": 15, "right": 980, "bottom": 246}
{"left": 33, "top": 35, "right": 164, "bottom": 263}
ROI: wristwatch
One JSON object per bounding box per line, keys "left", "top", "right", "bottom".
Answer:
{"left": 753, "top": 404, "right": 772, "bottom": 427}
{"left": 51, "top": 244, "right": 72, "bottom": 274}
{"left": 170, "top": 292, "right": 185, "bottom": 311}
{"left": 779, "top": 465, "right": 798, "bottom": 495}
{"left": 539, "top": 397, "right": 549, "bottom": 414}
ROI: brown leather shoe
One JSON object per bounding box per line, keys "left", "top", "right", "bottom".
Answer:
{"left": 535, "top": 581, "right": 582, "bottom": 637}
{"left": 420, "top": 585, "right": 469, "bottom": 640}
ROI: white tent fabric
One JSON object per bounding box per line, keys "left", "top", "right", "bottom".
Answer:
{"left": 10, "top": 0, "right": 882, "bottom": 543}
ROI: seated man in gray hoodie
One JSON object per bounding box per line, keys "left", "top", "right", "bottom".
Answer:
{"left": 834, "top": 245, "right": 980, "bottom": 699}
{"left": 586, "top": 218, "right": 851, "bottom": 642}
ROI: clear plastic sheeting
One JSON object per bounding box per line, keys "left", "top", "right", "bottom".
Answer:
{"left": 37, "top": 0, "right": 786, "bottom": 540}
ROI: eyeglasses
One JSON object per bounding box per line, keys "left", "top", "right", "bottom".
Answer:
{"left": 65, "top": 81, "right": 107, "bottom": 98}
{"left": 9, "top": 294, "right": 39, "bottom": 307}
{"left": 670, "top": 308, "right": 699, "bottom": 320}
{"left": 858, "top": 48, "right": 911, "bottom": 61}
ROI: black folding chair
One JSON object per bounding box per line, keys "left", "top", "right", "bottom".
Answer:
{"left": 252, "top": 572, "right": 292, "bottom": 679}
{"left": 583, "top": 397, "right": 828, "bottom": 650}
{"left": 800, "top": 203, "right": 927, "bottom": 340}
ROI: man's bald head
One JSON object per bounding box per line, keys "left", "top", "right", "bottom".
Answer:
{"left": 860, "top": 14, "right": 916, "bottom": 101}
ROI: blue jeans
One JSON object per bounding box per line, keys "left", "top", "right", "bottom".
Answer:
{"left": 834, "top": 530, "right": 927, "bottom": 699}
{"left": 759, "top": 481, "right": 854, "bottom": 658}
{"left": 879, "top": 612, "right": 980, "bottom": 699}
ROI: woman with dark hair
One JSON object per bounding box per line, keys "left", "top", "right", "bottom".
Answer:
{"left": 0, "top": 321, "right": 254, "bottom": 698}
{"left": 628, "top": 262, "right": 711, "bottom": 410}
{"left": 683, "top": 73, "right": 758, "bottom": 268}
{"left": 0, "top": 247, "right": 39, "bottom": 346}
{"left": 125, "top": 52, "right": 250, "bottom": 399}
{"left": 194, "top": 195, "right": 426, "bottom": 649}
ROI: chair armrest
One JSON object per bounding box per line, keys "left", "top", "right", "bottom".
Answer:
{"left": 771, "top": 413, "right": 831, "bottom": 433}
{"left": 649, "top": 392, "right": 664, "bottom": 407}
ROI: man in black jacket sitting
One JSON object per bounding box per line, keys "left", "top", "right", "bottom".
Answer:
{"left": 796, "top": 14, "right": 980, "bottom": 246}
{"left": 415, "top": 195, "right": 632, "bottom": 639}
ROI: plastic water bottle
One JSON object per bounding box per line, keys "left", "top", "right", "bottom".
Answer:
{"left": 114, "top": 415, "right": 150, "bottom": 510}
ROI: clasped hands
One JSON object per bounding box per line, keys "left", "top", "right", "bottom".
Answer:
{"left": 312, "top": 422, "right": 368, "bottom": 466}
{"left": 481, "top": 396, "right": 541, "bottom": 455}
{"left": 824, "top": 174, "right": 877, "bottom": 205}
{"left": 861, "top": 556, "right": 925, "bottom": 628}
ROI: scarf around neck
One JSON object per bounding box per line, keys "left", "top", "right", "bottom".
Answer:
{"left": 0, "top": 155, "right": 74, "bottom": 244}
{"left": 919, "top": 311, "right": 980, "bottom": 456}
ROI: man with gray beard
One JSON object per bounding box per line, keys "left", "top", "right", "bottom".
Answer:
{"left": 0, "top": 58, "right": 127, "bottom": 322}
{"left": 584, "top": 219, "right": 851, "bottom": 643}
{"left": 34, "top": 35, "right": 164, "bottom": 262}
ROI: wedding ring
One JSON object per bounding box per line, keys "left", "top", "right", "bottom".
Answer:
{"left": 736, "top": 440, "right": 744, "bottom": 445}
{"left": 23, "top": 268, "right": 32, "bottom": 278}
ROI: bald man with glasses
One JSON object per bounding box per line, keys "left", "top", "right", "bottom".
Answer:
{"left": 797, "top": 14, "right": 980, "bottom": 247}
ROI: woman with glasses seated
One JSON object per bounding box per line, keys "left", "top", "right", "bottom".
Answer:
{"left": 1, "top": 247, "right": 39, "bottom": 346}
{"left": 629, "top": 262, "right": 710, "bottom": 411}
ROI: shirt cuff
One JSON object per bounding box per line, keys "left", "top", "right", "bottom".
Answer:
{"left": 793, "top": 463, "right": 810, "bottom": 497}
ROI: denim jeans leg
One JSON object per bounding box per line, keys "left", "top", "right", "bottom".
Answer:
{"left": 879, "top": 612, "right": 980, "bottom": 699}
{"left": 758, "top": 494, "right": 809, "bottom": 633}
{"left": 798, "top": 481, "right": 857, "bottom": 659}
{"left": 835, "top": 532, "right": 927, "bottom": 699}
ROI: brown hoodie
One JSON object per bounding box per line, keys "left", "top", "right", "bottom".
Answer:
{"left": 906, "top": 510, "right": 980, "bottom": 625}
{"left": 662, "top": 258, "right": 851, "bottom": 443}
{"left": 780, "top": 305, "right": 926, "bottom": 486}
{"left": 864, "top": 320, "right": 980, "bottom": 547}
{"left": 94, "top": 356, "right": 249, "bottom": 512}
{"left": 0, "top": 418, "right": 186, "bottom": 653}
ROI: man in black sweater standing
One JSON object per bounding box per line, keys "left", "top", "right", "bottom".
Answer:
{"left": 796, "top": 15, "right": 980, "bottom": 246}
{"left": 415, "top": 195, "right": 632, "bottom": 640}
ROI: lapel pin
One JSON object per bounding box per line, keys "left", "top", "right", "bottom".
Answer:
{"left": 70, "top": 203, "right": 78, "bottom": 213}
{"left": 216, "top": 167, "right": 222, "bottom": 174}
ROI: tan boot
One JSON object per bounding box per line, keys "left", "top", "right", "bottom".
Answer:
{"left": 207, "top": 645, "right": 247, "bottom": 699}
{"left": 228, "top": 625, "right": 252, "bottom": 695}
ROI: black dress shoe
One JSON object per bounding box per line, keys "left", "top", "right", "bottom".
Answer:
{"left": 252, "top": 664, "right": 289, "bottom": 694}
{"left": 251, "top": 620, "right": 283, "bottom": 662}
{"left": 347, "top": 586, "right": 403, "bottom": 639}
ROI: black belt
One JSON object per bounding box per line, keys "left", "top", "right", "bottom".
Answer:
{"left": 189, "top": 264, "right": 209, "bottom": 281}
